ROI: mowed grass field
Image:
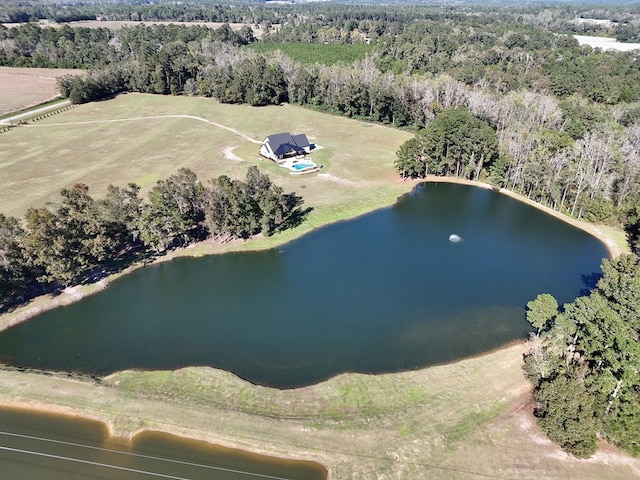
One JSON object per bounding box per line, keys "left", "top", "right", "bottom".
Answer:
{"left": 2, "top": 93, "right": 638, "bottom": 478}
{"left": 1, "top": 345, "right": 638, "bottom": 479}
{"left": 0, "top": 93, "right": 414, "bottom": 244}
{"left": 0, "top": 67, "right": 79, "bottom": 116}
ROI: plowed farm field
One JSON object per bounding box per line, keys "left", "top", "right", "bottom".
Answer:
{"left": 0, "top": 67, "right": 80, "bottom": 116}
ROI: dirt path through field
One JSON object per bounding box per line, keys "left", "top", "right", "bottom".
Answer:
{"left": 0, "top": 99, "right": 71, "bottom": 125}
{"left": 25, "top": 112, "right": 364, "bottom": 185}
{"left": 26, "top": 114, "right": 263, "bottom": 144}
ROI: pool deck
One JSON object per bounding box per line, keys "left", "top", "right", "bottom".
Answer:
{"left": 277, "top": 156, "right": 321, "bottom": 175}
{"left": 259, "top": 142, "right": 323, "bottom": 175}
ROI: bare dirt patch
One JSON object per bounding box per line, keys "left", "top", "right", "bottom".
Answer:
{"left": 0, "top": 67, "right": 80, "bottom": 116}
{"left": 316, "top": 172, "right": 358, "bottom": 186}
{"left": 589, "top": 446, "right": 640, "bottom": 477}
{"left": 223, "top": 145, "right": 244, "bottom": 161}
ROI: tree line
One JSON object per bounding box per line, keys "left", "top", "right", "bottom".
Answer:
{"left": 4, "top": 1, "right": 640, "bottom": 43}
{"left": 0, "top": 167, "right": 307, "bottom": 308}
{"left": 3, "top": 9, "right": 640, "bottom": 230}
{"left": 523, "top": 254, "right": 640, "bottom": 458}
{"left": 392, "top": 101, "right": 640, "bottom": 235}
{"left": 394, "top": 107, "right": 499, "bottom": 181}
{"left": 5, "top": 6, "right": 640, "bottom": 103}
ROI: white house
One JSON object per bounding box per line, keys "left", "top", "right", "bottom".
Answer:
{"left": 259, "top": 132, "right": 312, "bottom": 163}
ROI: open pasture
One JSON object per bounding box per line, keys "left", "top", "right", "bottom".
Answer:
{"left": 0, "top": 67, "right": 79, "bottom": 117}
{"left": 0, "top": 93, "right": 413, "bottom": 223}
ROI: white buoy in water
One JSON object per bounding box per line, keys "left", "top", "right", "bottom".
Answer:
{"left": 449, "top": 234, "right": 462, "bottom": 243}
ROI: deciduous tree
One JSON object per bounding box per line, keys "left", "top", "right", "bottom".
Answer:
{"left": 0, "top": 214, "right": 33, "bottom": 305}
{"left": 394, "top": 107, "right": 498, "bottom": 180}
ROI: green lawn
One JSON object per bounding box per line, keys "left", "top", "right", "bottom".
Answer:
{"left": 0, "top": 93, "right": 413, "bottom": 224}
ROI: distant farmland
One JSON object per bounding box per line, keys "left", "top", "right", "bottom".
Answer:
{"left": 2, "top": 19, "right": 257, "bottom": 31}
{"left": 14, "top": 20, "right": 266, "bottom": 38}
{"left": 249, "top": 42, "right": 374, "bottom": 66}
{"left": 0, "top": 67, "right": 80, "bottom": 117}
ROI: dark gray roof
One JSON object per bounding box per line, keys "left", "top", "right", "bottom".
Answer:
{"left": 291, "top": 133, "right": 310, "bottom": 148}
{"left": 266, "top": 132, "right": 310, "bottom": 157}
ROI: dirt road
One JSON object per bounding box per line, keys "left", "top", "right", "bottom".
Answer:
{"left": 0, "top": 100, "right": 71, "bottom": 125}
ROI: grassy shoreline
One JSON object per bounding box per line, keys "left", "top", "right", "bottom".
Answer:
{"left": 0, "top": 94, "right": 635, "bottom": 478}
{"left": 1, "top": 342, "right": 638, "bottom": 479}
{"left": 0, "top": 177, "right": 632, "bottom": 478}
{"left": 0, "top": 176, "right": 627, "bottom": 335}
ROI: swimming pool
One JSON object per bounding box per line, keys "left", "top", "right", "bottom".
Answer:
{"left": 293, "top": 163, "right": 316, "bottom": 170}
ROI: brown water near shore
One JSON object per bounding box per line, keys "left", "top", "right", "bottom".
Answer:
{"left": 0, "top": 405, "right": 327, "bottom": 479}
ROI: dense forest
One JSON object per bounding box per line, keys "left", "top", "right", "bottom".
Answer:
{"left": 0, "top": 167, "right": 307, "bottom": 306}
{"left": 523, "top": 254, "right": 640, "bottom": 457}
{"left": 2, "top": 0, "right": 640, "bottom": 458}
{"left": 3, "top": 2, "right": 640, "bottom": 229}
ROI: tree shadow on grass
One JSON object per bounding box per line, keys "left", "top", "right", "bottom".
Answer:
{"left": 281, "top": 206, "right": 314, "bottom": 231}
{"left": 280, "top": 192, "right": 313, "bottom": 231}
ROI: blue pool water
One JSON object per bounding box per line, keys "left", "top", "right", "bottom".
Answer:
{"left": 293, "top": 163, "right": 315, "bottom": 170}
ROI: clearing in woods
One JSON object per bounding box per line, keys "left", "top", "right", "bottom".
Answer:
{"left": 0, "top": 93, "right": 413, "bottom": 227}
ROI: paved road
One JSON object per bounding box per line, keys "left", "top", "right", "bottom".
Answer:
{"left": 0, "top": 99, "right": 71, "bottom": 125}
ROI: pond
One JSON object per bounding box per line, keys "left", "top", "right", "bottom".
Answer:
{"left": 0, "top": 406, "right": 326, "bottom": 479}
{"left": 0, "top": 183, "right": 609, "bottom": 388}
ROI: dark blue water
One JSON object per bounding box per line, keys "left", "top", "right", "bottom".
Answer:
{"left": 0, "top": 183, "right": 608, "bottom": 388}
